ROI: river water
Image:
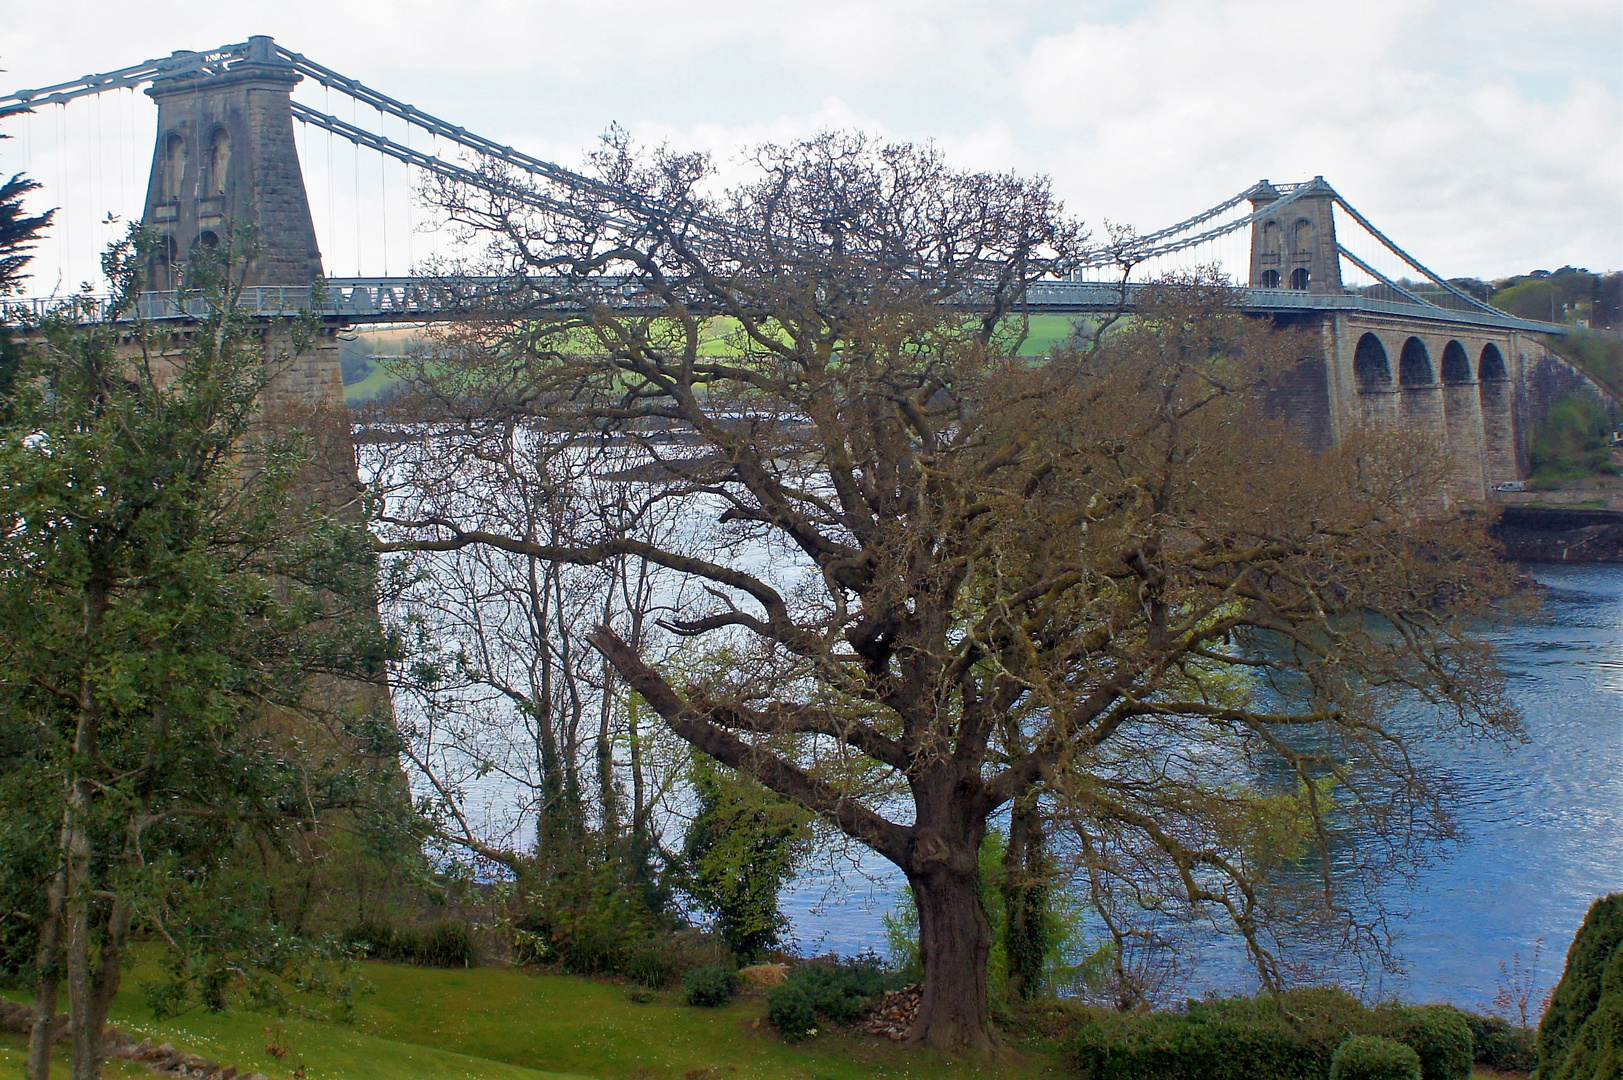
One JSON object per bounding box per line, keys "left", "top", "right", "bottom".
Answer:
{"left": 780, "top": 563, "right": 1623, "bottom": 1007}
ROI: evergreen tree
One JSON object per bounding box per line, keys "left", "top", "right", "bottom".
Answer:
{"left": 0, "top": 231, "right": 393, "bottom": 1080}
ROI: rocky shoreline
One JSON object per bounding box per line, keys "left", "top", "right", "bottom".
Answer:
{"left": 1489, "top": 505, "right": 1623, "bottom": 563}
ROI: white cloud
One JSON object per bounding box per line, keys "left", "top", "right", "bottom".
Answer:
{"left": 1, "top": 0, "right": 1616, "bottom": 285}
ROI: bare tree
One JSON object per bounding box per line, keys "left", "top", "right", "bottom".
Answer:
{"left": 369, "top": 396, "right": 692, "bottom": 888}
{"left": 381, "top": 133, "right": 1519, "bottom": 1049}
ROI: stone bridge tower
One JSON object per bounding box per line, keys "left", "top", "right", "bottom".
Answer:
{"left": 1247, "top": 177, "right": 1341, "bottom": 295}
{"left": 140, "top": 35, "right": 323, "bottom": 289}
{"left": 134, "top": 37, "right": 354, "bottom": 520}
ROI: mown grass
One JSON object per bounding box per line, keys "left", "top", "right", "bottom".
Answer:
{"left": 2, "top": 959, "right": 1066, "bottom": 1080}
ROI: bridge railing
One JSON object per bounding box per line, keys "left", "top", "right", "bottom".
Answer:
{"left": 1, "top": 278, "right": 1572, "bottom": 336}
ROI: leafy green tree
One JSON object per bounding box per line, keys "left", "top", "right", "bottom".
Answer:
{"left": 682, "top": 749, "right": 811, "bottom": 961}
{"left": 1530, "top": 391, "right": 1619, "bottom": 482}
{"left": 0, "top": 231, "right": 392, "bottom": 1080}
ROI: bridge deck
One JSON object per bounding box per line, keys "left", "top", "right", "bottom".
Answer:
{"left": 1, "top": 278, "right": 1570, "bottom": 336}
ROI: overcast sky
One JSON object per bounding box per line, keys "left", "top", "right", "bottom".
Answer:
{"left": 2, "top": 0, "right": 1619, "bottom": 285}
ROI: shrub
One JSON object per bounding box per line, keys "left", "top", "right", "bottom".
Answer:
{"left": 624, "top": 986, "right": 656, "bottom": 1004}
{"left": 767, "top": 982, "right": 819, "bottom": 1039}
{"left": 1538, "top": 892, "right": 1623, "bottom": 1080}
{"left": 1374, "top": 1005, "right": 1472, "bottom": 1080}
{"left": 415, "top": 922, "right": 479, "bottom": 968}
{"left": 685, "top": 965, "right": 740, "bottom": 1007}
{"left": 1061, "top": 989, "right": 1478, "bottom": 1080}
{"left": 343, "top": 919, "right": 479, "bottom": 968}
{"left": 765, "top": 956, "right": 897, "bottom": 1038}
{"left": 1331, "top": 1035, "right": 1422, "bottom": 1080}
{"left": 1065, "top": 997, "right": 1338, "bottom": 1080}
{"left": 1457, "top": 1011, "right": 1536, "bottom": 1074}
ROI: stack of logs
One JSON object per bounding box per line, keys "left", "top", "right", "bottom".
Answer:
{"left": 856, "top": 986, "right": 921, "bottom": 1042}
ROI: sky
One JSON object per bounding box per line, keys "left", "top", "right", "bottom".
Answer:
{"left": 1, "top": 0, "right": 1619, "bottom": 290}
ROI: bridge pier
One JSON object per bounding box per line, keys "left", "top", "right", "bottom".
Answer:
{"left": 1443, "top": 379, "right": 1488, "bottom": 502}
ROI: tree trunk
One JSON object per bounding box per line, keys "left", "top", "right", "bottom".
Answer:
{"left": 26, "top": 856, "right": 66, "bottom": 1080}
{"left": 1002, "top": 794, "right": 1050, "bottom": 1001}
{"left": 907, "top": 848, "right": 995, "bottom": 1050}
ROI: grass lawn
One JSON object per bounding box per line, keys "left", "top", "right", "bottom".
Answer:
{"left": 2, "top": 961, "right": 1067, "bottom": 1080}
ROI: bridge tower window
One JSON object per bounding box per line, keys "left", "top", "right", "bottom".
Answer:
{"left": 1399, "top": 337, "right": 1433, "bottom": 385}
{"left": 196, "top": 230, "right": 220, "bottom": 251}
{"left": 207, "top": 127, "right": 231, "bottom": 195}
{"left": 1479, "top": 343, "right": 1507, "bottom": 381}
{"left": 1289, "top": 267, "right": 1310, "bottom": 290}
{"left": 1293, "top": 218, "right": 1314, "bottom": 253}
{"left": 1262, "top": 220, "right": 1280, "bottom": 253}
{"left": 163, "top": 132, "right": 187, "bottom": 200}
{"left": 1354, "top": 333, "right": 1391, "bottom": 390}
{"left": 1260, "top": 269, "right": 1281, "bottom": 288}
{"left": 1441, "top": 340, "right": 1471, "bottom": 384}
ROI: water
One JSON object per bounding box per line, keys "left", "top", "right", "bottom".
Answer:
{"left": 782, "top": 563, "right": 1623, "bottom": 1006}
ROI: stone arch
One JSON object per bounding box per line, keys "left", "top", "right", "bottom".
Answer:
{"left": 1399, "top": 337, "right": 1433, "bottom": 385}
{"left": 195, "top": 230, "right": 221, "bottom": 252}
{"left": 206, "top": 126, "right": 231, "bottom": 196}
{"left": 1355, "top": 333, "right": 1391, "bottom": 390}
{"left": 1260, "top": 268, "right": 1280, "bottom": 288}
{"left": 1289, "top": 267, "right": 1310, "bottom": 290}
{"left": 1292, "top": 218, "right": 1314, "bottom": 253}
{"left": 1479, "top": 342, "right": 1508, "bottom": 381}
{"left": 1441, "top": 340, "right": 1472, "bottom": 384}
{"left": 163, "top": 131, "right": 188, "bottom": 200}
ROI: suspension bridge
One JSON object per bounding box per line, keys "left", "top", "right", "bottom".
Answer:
{"left": 0, "top": 35, "right": 1605, "bottom": 502}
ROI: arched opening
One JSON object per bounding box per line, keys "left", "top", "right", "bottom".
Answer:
{"left": 1479, "top": 343, "right": 1507, "bottom": 381}
{"left": 196, "top": 230, "right": 220, "bottom": 251}
{"left": 1354, "top": 333, "right": 1390, "bottom": 390}
{"left": 163, "top": 132, "right": 187, "bottom": 200}
{"left": 1441, "top": 340, "right": 1471, "bottom": 384}
{"left": 1261, "top": 220, "right": 1280, "bottom": 252}
{"left": 1289, "top": 267, "right": 1310, "bottom": 290}
{"left": 1399, "top": 337, "right": 1433, "bottom": 385}
{"left": 1292, "top": 218, "right": 1314, "bottom": 253}
{"left": 1260, "top": 269, "right": 1281, "bottom": 288}
{"left": 207, "top": 127, "right": 231, "bottom": 195}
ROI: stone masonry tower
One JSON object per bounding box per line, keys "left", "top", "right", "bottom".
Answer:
{"left": 1247, "top": 176, "right": 1341, "bottom": 295}
{"left": 141, "top": 35, "right": 323, "bottom": 289}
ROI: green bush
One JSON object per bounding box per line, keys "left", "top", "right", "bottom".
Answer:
{"left": 1530, "top": 391, "right": 1619, "bottom": 484}
{"left": 1066, "top": 998, "right": 1338, "bottom": 1080}
{"left": 1331, "top": 1036, "right": 1421, "bottom": 1080}
{"left": 767, "top": 982, "right": 820, "bottom": 1039}
{"left": 1539, "top": 893, "right": 1623, "bottom": 1080}
{"left": 415, "top": 922, "right": 479, "bottom": 968}
{"left": 684, "top": 965, "right": 740, "bottom": 1007}
{"left": 1374, "top": 1006, "right": 1472, "bottom": 1080}
{"left": 765, "top": 956, "right": 896, "bottom": 1038}
{"left": 343, "top": 919, "right": 479, "bottom": 968}
{"left": 1458, "top": 1011, "right": 1536, "bottom": 1074}
{"left": 1062, "top": 989, "right": 1477, "bottom": 1080}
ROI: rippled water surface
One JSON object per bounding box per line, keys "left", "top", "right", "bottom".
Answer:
{"left": 782, "top": 563, "right": 1623, "bottom": 1004}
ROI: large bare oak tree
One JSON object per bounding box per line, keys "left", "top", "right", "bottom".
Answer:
{"left": 381, "top": 133, "right": 1518, "bottom": 1049}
